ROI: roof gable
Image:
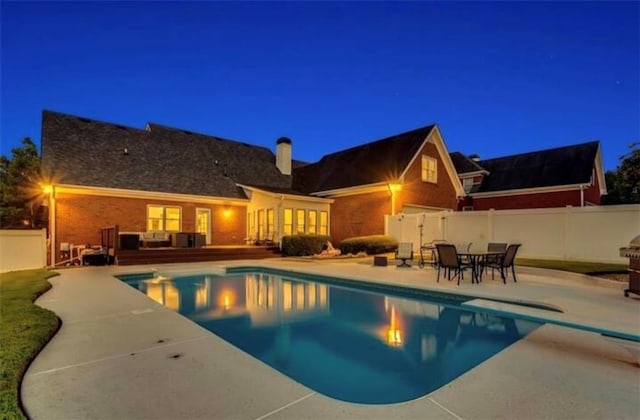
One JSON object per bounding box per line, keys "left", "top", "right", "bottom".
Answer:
{"left": 292, "top": 125, "right": 435, "bottom": 193}
{"left": 474, "top": 141, "right": 600, "bottom": 193}
{"left": 41, "top": 110, "right": 291, "bottom": 199}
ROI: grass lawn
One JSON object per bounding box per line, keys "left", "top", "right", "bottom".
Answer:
{"left": 515, "top": 258, "right": 627, "bottom": 275}
{"left": 0, "top": 269, "right": 59, "bottom": 420}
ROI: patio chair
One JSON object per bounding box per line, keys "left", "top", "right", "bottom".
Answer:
{"left": 435, "top": 243, "right": 471, "bottom": 285}
{"left": 486, "top": 242, "right": 507, "bottom": 263}
{"left": 478, "top": 242, "right": 507, "bottom": 281}
{"left": 395, "top": 242, "right": 414, "bottom": 267}
{"left": 424, "top": 239, "right": 448, "bottom": 269}
{"left": 480, "top": 243, "right": 521, "bottom": 283}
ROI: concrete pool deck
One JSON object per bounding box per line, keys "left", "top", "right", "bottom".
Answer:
{"left": 22, "top": 259, "right": 640, "bottom": 419}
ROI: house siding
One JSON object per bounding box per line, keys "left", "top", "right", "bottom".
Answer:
{"left": 53, "top": 192, "right": 246, "bottom": 263}
{"left": 330, "top": 191, "right": 391, "bottom": 244}
{"left": 471, "top": 190, "right": 585, "bottom": 210}
{"left": 584, "top": 169, "right": 602, "bottom": 204}
{"left": 329, "top": 141, "right": 459, "bottom": 243}
{"left": 397, "top": 142, "right": 458, "bottom": 211}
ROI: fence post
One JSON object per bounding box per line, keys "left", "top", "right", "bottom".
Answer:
{"left": 564, "top": 206, "right": 571, "bottom": 260}
{"left": 488, "top": 209, "right": 495, "bottom": 242}
{"left": 439, "top": 211, "right": 447, "bottom": 241}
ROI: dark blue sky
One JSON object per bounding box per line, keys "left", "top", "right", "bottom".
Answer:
{"left": 1, "top": 1, "right": 638, "bottom": 171}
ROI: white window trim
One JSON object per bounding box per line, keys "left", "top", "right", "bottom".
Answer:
{"left": 421, "top": 155, "right": 438, "bottom": 183}
{"left": 146, "top": 204, "right": 182, "bottom": 232}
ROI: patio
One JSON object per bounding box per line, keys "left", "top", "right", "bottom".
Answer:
{"left": 22, "top": 260, "right": 640, "bottom": 419}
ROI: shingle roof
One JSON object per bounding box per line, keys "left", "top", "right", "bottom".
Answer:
{"left": 292, "top": 125, "right": 435, "bottom": 193}
{"left": 473, "top": 141, "right": 600, "bottom": 193}
{"left": 40, "top": 110, "right": 292, "bottom": 199}
{"left": 449, "top": 152, "right": 487, "bottom": 174}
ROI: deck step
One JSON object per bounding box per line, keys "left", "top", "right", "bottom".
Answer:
{"left": 116, "top": 246, "right": 281, "bottom": 265}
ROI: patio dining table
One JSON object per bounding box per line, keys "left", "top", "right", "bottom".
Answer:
{"left": 457, "top": 251, "right": 505, "bottom": 284}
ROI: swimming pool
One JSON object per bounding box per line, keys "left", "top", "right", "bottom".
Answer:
{"left": 118, "top": 269, "right": 541, "bottom": 404}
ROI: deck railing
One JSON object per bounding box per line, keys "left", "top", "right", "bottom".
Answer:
{"left": 101, "top": 225, "right": 119, "bottom": 264}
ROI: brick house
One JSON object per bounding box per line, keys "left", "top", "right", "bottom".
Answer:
{"left": 40, "top": 111, "right": 464, "bottom": 264}
{"left": 450, "top": 141, "right": 607, "bottom": 211}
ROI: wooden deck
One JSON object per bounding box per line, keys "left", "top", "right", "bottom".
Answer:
{"left": 115, "top": 246, "right": 282, "bottom": 265}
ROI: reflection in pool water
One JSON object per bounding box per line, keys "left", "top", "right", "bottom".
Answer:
{"left": 121, "top": 271, "right": 541, "bottom": 404}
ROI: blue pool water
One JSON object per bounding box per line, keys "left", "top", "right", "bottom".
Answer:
{"left": 118, "top": 269, "right": 541, "bottom": 404}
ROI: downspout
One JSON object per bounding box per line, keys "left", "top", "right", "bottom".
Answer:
{"left": 387, "top": 183, "right": 397, "bottom": 216}
{"left": 580, "top": 184, "right": 585, "bottom": 207}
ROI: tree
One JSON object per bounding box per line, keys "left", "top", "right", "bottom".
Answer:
{"left": 0, "top": 137, "right": 48, "bottom": 228}
{"left": 603, "top": 142, "right": 640, "bottom": 204}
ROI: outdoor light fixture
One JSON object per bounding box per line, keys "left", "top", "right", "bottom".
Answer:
{"left": 388, "top": 183, "right": 402, "bottom": 193}
{"left": 42, "top": 185, "right": 53, "bottom": 195}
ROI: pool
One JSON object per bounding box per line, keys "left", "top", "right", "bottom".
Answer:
{"left": 118, "top": 269, "right": 541, "bottom": 404}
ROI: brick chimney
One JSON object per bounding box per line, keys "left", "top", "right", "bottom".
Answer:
{"left": 276, "top": 137, "right": 292, "bottom": 175}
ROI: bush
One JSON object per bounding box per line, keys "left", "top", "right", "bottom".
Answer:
{"left": 281, "top": 234, "right": 331, "bottom": 256}
{"left": 338, "top": 235, "right": 398, "bottom": 255}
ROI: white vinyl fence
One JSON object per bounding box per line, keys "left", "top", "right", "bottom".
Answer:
{"left": 386, "top": 204, "right": 640, "bottom": 264}
{"left": 0, "top": 229, "right": 47, "bottom": 273}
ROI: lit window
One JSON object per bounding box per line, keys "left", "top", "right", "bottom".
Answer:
{"left": 308, "top": 210, "right": 317, "bottom": 234}
{"left": 319, "top": 211, "right": 328, "bottom": 235}
{"left": 283, "top": 209, "right": 293, "bottom": 236}
{"left": 257, "top": 209, "right": 265, "bottom": 240}
{"left": 147, "top": 205, "right": 181, "bottom": 232}
{"left": 421, "top": 155, "right": 437, "bottom": 183}
{"left": 296, "top": 209, "right": 305, "bottom": 234}
{"left": 267, "top": 209, "right": 274, "bottom": 237}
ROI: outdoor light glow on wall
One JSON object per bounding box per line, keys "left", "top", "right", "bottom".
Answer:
{"left": 223, "top": 207, "right": 232, "bottom": 219}
{"left": 387, "top": 182, "right": 402, "bottom": 215}
{"left": 388, "top": 183, "right": 402, "bottom": 193}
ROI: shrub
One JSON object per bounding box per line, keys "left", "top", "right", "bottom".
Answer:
{"left": 281, "top": 234, "right": 331, "bottom": 256}
{"left": 338, "top": 235, "right": 398, "bottom": 255}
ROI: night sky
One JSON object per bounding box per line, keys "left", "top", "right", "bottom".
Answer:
{"left": 1, "top": 1, "right": 638, "bottom": 170}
